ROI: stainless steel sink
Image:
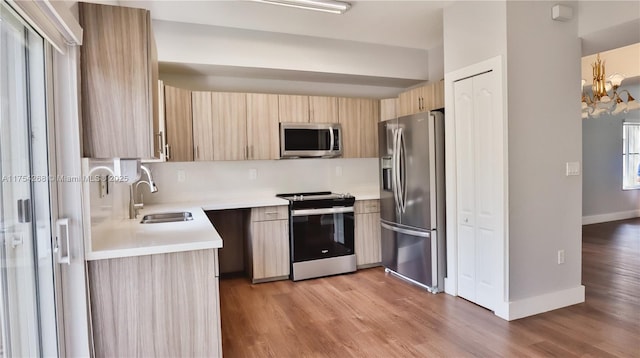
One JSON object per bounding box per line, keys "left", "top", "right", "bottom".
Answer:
{"left": 140, "top": 212, "right": 193, "bottom": 224}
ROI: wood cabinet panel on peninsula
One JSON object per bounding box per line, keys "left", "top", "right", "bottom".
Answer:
{"left": 88, "top": 249, "right": 222, "bottom": 357}
{"left": 79, "top": 2, "right": 159, "bottom": 159}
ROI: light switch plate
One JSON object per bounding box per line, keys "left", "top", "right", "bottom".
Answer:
{"left": 249, "top": 169, "right": 257, "bottom": 180}
{"left": 335, "top": 166, "right": 343, "bottom": 177}
{"left": 177, "top": 170, "right": 186, "bottom": 182}
{"left": 566, "top": 162, "right": 580, "bottom": 176}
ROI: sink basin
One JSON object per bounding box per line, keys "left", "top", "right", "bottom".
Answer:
{"left": 140, "top": 212, "right": 194, "bottom": 224}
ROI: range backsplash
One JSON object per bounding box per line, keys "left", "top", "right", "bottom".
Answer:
{"left": 142, "top": 158, "right": 378, "bottom": 204}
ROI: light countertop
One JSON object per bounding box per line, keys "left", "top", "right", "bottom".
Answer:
{"left": 85, "top": 194, "right": 290, "bottom": 261}
{"left": 86, "top": 192, "right": 379, "bottom": 261}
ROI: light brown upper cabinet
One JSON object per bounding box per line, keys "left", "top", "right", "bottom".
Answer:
{"left": 380, "top": 98, "right": 397, "bottom": 122}
{"left": 212, "top": 92, "right": 247, "bottom": 161}
{"left": 164, "top": 85, "right": 193, "bottom": 162}
{"left": 79, "top": 2, "right": 159, "bottom": 159}
{"left": 398, "top": 85, "right": 428, "bottom": 117}
{"left": 397, "top": 81, "right": 445, "bottom": 117}
{"left": 309, "top": 96, "right": 339, "bottom": 123}
{"left": 338, "top": 98, "right": 380, "bottom": 158}
{"left": 192, "top": 91, "right": 215, "bottom": 161}
{"left": 278, "top": 95, "right": 309, "bottom": 123}
{"left": 432, "top": 81, "right": 445, "bottom": 110}
{"left": 246, "top": 93, "right": 280, "bottom": 160}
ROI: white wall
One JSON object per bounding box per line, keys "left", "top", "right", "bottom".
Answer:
{"left": 583, "top": 85, "right": 640, "bottom": 221}
{"left": 160, "top": 73, "right": 406, "bottom": 99}
{"left": 153, "top": 20, "right": 429, "bottom": 81}
{"left": 506, "top": 1, "right": 583, "bottom": 302}
{"left": 443, "top": 0, "right": 584, "bottom": 318}
{"left": 428, "top": 44, "right": 445, "bottom": 81}
{"left": 143, "top": 158, "right": 379, "bottom": 204}
{"left": 443, "top": 1, "right": 507, "bottom": 74}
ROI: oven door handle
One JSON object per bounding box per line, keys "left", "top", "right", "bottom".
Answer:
{"left": 291, "top": 207, "right": 354, "bottom": 216}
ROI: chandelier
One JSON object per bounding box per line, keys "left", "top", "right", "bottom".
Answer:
{"left": 581, "top": 53, "right": 640, "bottom": 119}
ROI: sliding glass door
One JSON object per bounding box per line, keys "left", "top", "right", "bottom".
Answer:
{"left": 0, "top": 2, "right": 58, "bottom": 357}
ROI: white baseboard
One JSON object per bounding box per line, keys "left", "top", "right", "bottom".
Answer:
{"left": 505, "top": 285, "right": 585, "bottom": 321}
{"left": 582, "top": 210, "right": 640, "bottom": 225}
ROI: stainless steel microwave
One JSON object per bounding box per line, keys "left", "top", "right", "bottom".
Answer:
{"left": 280, "top": 123, "right": 342, "bottom": 158}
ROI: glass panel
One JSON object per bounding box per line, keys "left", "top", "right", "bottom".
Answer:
{"left": 0, "top": 3, "right": 58, "bottom": 357}
{"left": 622, "top": 122, "right": 640, "bottom": 190}
{"left": 284, "top": 128, "right": 331, "bottom": 151}
{"left": 292, "top": 212, "right": 354, "bottom": 262}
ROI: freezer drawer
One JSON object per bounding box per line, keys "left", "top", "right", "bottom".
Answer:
{"left": 381, "top": 221, "right": 437, "bottom": 290}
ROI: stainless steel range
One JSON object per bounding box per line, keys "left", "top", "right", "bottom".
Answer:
{"left": 276, "top": 191, "right": 356, "bottom": 281}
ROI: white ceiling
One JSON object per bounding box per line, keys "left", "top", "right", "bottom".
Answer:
{"left": 122, "top": 0, "right": 451, "bottom": 51}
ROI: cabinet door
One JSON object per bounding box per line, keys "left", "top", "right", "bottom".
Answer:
{"left": 246, "top": 93, "right": 279, "bottom": 160}
{"left": 164, "top": 85, "right": 193, "bottom": 162}
{"left": 338, "top": 98, "right": 379, "bottom": 158}
{"left": 212, "top": 92, "right": 247, "bottom": 161}
{"left": 432, "top": 81, "right": 445, "bottom": 110}
{"left": 418, "top": 85, "right": 433, "bottom": 112}
{"left": 355, "top": 212, "right": 381, "bottom": 267}
{"left": 338, "top": 97, "right": 360, "bottom": 158}
{"left": 309, "top": 96, "right": 338, "bottom": 123}
{"left": 397, "top": 90, "right": 412, "bottom": 117}
{"left": 250, "top": 220, "right": 290, "bottom": 281}
{"left": 192, "top": 91, "right": 215, "bottom": 161}
{"left": 79, "top": 3, "right": 155, "bottom": 158}
{"left": 360, "top": 99, "right": 379, "bottom": 158}
{"left": 380, "top": 98, "right": 397, "bottom": 122}
{"left": 454, "top": 71, "right": 503, "bottom": 312}
{"left": 278, "top": 95, "right": 309, "bottom": 123}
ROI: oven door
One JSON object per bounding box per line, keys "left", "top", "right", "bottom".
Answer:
{"left": 290, "top": 206, "right": 354, "bottom": 262}
{"left": 280, "top": 123, "right": 342, "bottom": 158}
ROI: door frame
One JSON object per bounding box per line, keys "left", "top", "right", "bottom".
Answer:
{"left": 443, "top": 55, "right": 509, "bottom": 319}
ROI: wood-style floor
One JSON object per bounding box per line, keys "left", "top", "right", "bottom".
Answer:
{"left": 219, "top": 219, "right": 640, "bottom": 357}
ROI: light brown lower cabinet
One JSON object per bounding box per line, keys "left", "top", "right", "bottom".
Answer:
{"left": 88, "top": 249, "right": 222, "bottom": 357}
{"left": 247, "top": 206, "right": 290, "bottom": 283}
{"left": 355, "top": 200, "right": 382, "bottom": 268}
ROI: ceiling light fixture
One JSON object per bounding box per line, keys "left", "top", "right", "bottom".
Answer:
{"left": 251, "top": 0, "right": 351, "bottom": 14}
{"left": 581, "top": 53, "right": 640, "bottom": 119}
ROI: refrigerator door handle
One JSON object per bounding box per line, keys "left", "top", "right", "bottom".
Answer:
{"left": 399, "top": 128, "right": 407, "bottom": 213}
{"left": 428, "top": 113, "right": 437, "bottom": 230}
{"left": 380, "top": 221, "right": 431, "bottom": 238}
{"left": 392, "top": 128, "right": 402, "bottom": 215}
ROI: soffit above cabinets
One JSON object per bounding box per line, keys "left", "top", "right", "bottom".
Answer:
{"left": 120, "top": 0, "right": 452, "bottom": 51}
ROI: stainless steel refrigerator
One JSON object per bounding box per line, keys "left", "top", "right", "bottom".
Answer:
{"left": 378, "top": 111, "right": 446, "bottom": 293}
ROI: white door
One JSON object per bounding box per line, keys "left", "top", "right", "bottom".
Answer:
{"left": 454, "top": 70, "right": 505, "bottom": 311}
{"left": 0, "top": 3, "right": 59, "bottom": 357}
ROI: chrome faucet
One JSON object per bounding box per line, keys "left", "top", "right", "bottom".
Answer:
{"left": 129, "top": 165, "right": 158, "bottom": 219}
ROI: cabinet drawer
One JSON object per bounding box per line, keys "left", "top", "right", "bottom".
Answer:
{"left": 355, "top": 200, "right": 380, "bottom": 214}
{"left": 251, "top": 206, "right": 289, "bottom": 222}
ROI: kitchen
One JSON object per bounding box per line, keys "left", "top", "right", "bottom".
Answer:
{"left": 0, "top": 0, "right": 636, "bottom": 356}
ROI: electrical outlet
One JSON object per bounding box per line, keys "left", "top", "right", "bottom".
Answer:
{"left": 98, "top": 176, "right": 107, "bottom": 198}
{"left": 249, "top": 169, "right": 257, "bottom": 180}
{"left": 565, "top": 162, "right": 580, "bottom": 176}
{"left": 557, "top": 249, "right": 565, "bottom": 264}
{"left": 177, "top": 170, "right": 186, "bottom": 183}
{"left": 335, "top": 166, "right": 343, "bottom": 177}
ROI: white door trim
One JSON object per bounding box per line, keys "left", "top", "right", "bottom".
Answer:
{"left": 443, "top": 55, "right": 510, "bottom": 318}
